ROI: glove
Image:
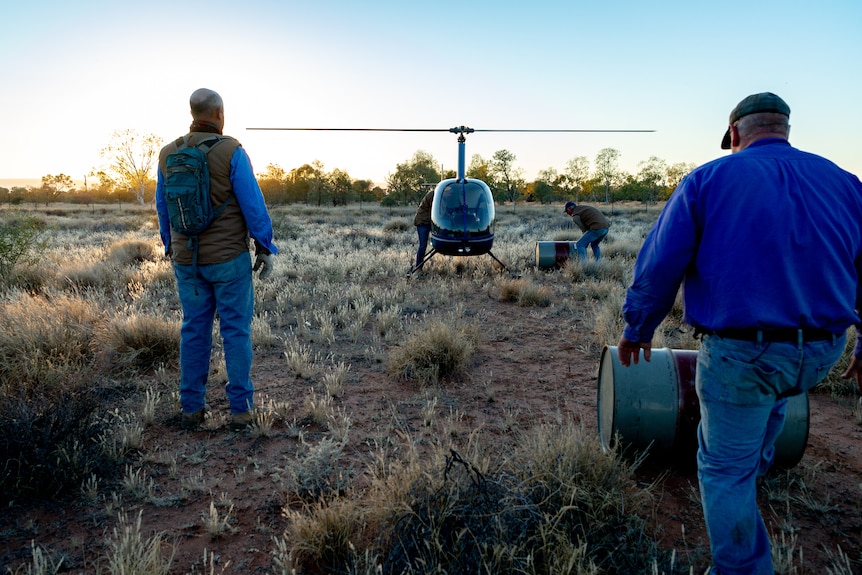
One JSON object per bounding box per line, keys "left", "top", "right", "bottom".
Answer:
{"left": 253, "top": 253, "right": 273, "bottom": 280}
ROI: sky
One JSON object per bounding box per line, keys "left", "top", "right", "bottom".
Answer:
{"left": 1, "top": 0, "right": 860, "bottom": 189}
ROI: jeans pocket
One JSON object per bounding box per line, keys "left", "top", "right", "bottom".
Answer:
{"left": 805, "top": 338, "right": 846, "bottom": 391}
{"left": 717, "top": 354, "right": 785, "bottom": 404}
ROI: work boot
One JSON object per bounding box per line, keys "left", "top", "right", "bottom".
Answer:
{"left": 181, "top": 405, "right": 208, "bottom": 430}
{"left": 230, "top": 410, "right": 256, "bottom": 431}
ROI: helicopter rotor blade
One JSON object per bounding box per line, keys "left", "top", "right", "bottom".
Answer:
{"left": 246, "top": 127, "right": 453, "bottom": 132}
{"left": 246, "top": 127, "right": 655, "bottom": 133}
{"left": 473, "top": 129, "right": 655, "bottom": 133}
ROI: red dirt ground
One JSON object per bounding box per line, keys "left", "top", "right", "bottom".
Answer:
{"left": 1, "top": 280, "right": 861, "bottom": 574}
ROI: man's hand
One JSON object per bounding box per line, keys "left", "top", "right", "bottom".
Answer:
{"left": 841, "top": 355, "right": 862, "bottom": 395}
{"left": 617, "top": 336, "right": 651, "bottom": 367}
{"left": 253, "top": 253, "right": 273, "bottom": 280}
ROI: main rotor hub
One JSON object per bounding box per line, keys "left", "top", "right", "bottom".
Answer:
{"left": 448, "top": 126, "right": 475, "bottom": 135}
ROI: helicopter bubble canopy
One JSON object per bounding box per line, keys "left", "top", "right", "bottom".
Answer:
{"left": 430, "top": 178, "right": 496, "bottom": 256}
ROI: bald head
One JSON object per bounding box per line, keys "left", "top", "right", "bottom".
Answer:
{"left": 190, "top": 88, "right": 222, "bottom": 116}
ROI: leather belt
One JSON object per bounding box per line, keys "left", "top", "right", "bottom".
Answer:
{"left": 710, "top": 328, "right": 836, "bottom": 343}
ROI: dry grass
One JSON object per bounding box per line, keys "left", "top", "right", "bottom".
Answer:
{"left": 105, "top": 239, "right": 158, "bottom": 267}
{"left": 387, "top": 317, "right": 480, "bottom": 385}
{"left": 498, "top": 277, "right": 552, "bottom": 307}
{"left": 281, "top": 423, "right": 675, "bottom": 574}
{"left": 0, "top": 293, "right": 102, "bottom": 389}
{"left": 1, "top": 203, "right": 858, "bottom": 574}
{"left": 100, "top": 510, "right": 174, "bottom": 575}
{"left": 96, "top": 312, "right": 180, "bottom": 373}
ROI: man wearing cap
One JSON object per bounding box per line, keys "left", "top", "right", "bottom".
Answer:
{"left": 616, "top": 92, "right": 862, "bottom": 574}
{"left": 563, "top": 200, "right": 610, "bottom": 261}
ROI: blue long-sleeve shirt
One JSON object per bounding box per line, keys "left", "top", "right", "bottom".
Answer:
{"left": 155, "top": 145, "right": 278, "bottom": 256}
{"left": 622, "top": 139, "right": 862, "bottom": 344}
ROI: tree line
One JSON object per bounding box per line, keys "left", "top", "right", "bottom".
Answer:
{"left": 0, "top": 129, "right": 696, "bottom": 208}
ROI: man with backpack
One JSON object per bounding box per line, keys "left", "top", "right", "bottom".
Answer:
{"left": 155, "top": 88, "right": 278, "bottom": 432}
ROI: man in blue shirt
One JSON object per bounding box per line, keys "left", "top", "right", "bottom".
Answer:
{"left": 156, "top": 88, "right": 278, "bottom": 432}
{"left": 617, "top": 92, "right": 862, "bottom": 574}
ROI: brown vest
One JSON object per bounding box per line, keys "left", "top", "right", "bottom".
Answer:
{"left": 159, "top": 133, "right": 251, "bottom": 265}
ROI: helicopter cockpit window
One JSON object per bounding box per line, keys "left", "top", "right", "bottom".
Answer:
{"left": 431, "top": 181, "right": 495, "bottom": 236}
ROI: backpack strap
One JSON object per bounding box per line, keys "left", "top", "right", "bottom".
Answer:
{"left": 173, "top": 134, "right": 223, "bottom": 152}
{"left": 197, "top": 136, "right": 233, "bottom": 216}
{"left": 196, "top": 135, "right": 225, "bottom": 152}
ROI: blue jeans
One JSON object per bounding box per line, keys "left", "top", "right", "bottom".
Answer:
{"left": 575, "top": 228, "right": 608, "bottom": 260}
{"left": 173, "top": 251, "right": 255, "bottom": 415}
{"left": 696, "top": 333, "right": 845, "bottom": 574}
{"left": 415, "top": 224, "right": 431, "bottom": 268}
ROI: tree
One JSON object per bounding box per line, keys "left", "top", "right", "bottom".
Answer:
{"left": 467, "top": 154, "right": 492, "bottom": 182}
{"left": 351, "top": 179, "right": 375, "bottom": 205}
{"left": 329, "top": 168, "right": 352, "bottom": 206}
{"left": 39, "top": 174, "right": 75, "bottom": 205}
{"left": 564, "top": 156, "right": 590, "bottom": 202}
{"left": 310, "top": 160, "right": 329, "bottom": 207}
{"left": 534, "top": 167, "right": 559, "bottom": 204}
{"left": 386, "top": 150, "right": 440, "bottom": 205}
{"left": 666, "top": 162, "right": 697, "bottom": 197}
{"left": 380, "top": 194, "right": 398, "bottom": 212}
{"left": 594, "top": 148, "right": 621, "bottom": 203}
{"left": 99, "top": 129, "right": 162, "bottom": 205}
{"left": 288, "top": 163, "right": 318, "bottom": 204}
{"left": 258, "top": 163, "right": 288, "bottom": 203}
{"left": 531, "top": 180, "right": 554, "bottom": 204}
{"left": 89, "top": 170, "right": 117, "bottom": 203}
{"left": 636, "top": 156, "right": 667, "bottom": 205}
{"left": 9, "top": 187, "right": 27, "bottom": 205}
{"left": 490, "top": 149, "right": 523, "bottom": 206}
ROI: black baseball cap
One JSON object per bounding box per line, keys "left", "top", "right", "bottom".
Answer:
{"left": 721, "top": 92, "right": 790, "bottom": 149}
{"left": 564, "top": 201, "right": 576, "bottom": 212}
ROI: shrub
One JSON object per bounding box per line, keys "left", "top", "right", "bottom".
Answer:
{"left": 511, "top": 424, "right": 671, "bottom": 573}
{"left": 387, "top": 318, "right": 479, "bottom": 385}
{"left": 284, "top": 424, "right": 680, "bottom": 575}
{"left": 96, "top": 312, "right": 180, "bottom": 373}
{"left": 285, "top": 497, "right": 362, "bottom": 573}
{"left": 101, "top": 510, "right": 174, "bottom": 575}
{"left": 0, "top": 293, "right": 102, "bottom": 390}
{"left": 286, "top": 436, "right": 353, "bottom": 502}
{"left": 498, "top": 278, "right": 551, "bottom": 307}
{"left": 0, "top": 214, "right": 48, "bottom": 280}
{"left": 382, "top": 218, "right": 409, "bottom": 233}
{"left": 105, "top": 239, "right": 158, "bottom": 267}
{"left": 0, "top": 381, "right": 120, "bottom": 503}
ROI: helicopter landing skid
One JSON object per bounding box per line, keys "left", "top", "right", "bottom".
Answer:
{"left": 407, "top": 248, "right": 516, "bottom": 277}
{"left": 407, "top": 248, "right": 438, "bottom": 276}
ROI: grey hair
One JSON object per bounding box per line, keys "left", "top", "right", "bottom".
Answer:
{"left": 189, "top": 88, "right": 223, "bottom": 118}
{"left": 736, "top": 112, "right": 790, "bottom": 140}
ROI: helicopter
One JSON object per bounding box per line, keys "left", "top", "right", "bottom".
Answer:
{"left": 246, "top": 125, "right": 654, "bottom": 274}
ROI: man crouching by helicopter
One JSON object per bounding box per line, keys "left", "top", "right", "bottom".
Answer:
{"left": 412, "top": 189, "right": 434, "bottom": 271}
{"left": 564, "top": 200, "right": 610, "bottom": 261}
